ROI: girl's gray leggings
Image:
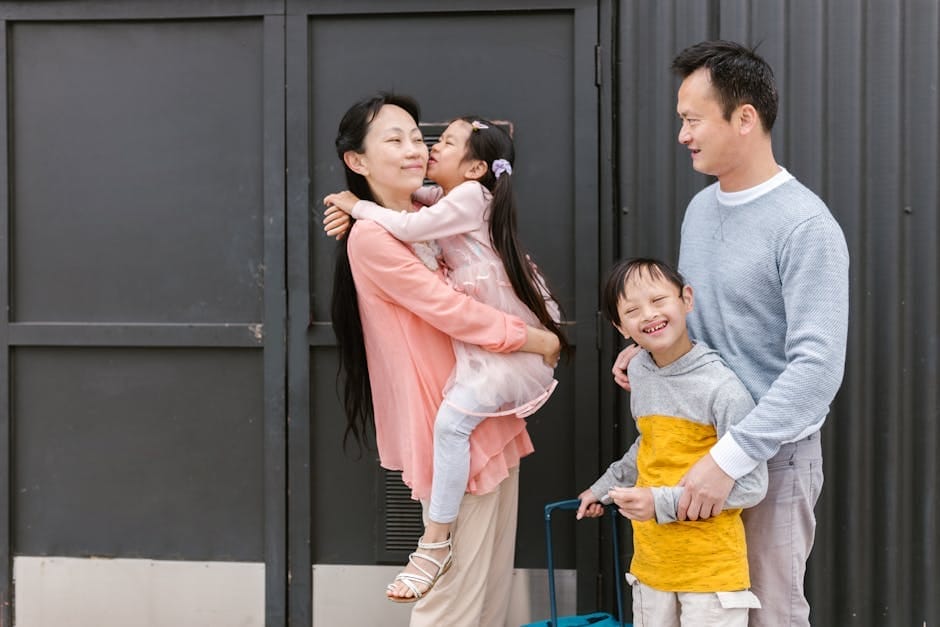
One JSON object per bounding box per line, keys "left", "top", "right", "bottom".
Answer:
{"left": 428, "top": 383, "right": 500, "bottom": 524}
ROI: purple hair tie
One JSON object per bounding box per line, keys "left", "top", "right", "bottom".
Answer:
{"left": 492, "top": 159, "right": 512, "bottom": 179}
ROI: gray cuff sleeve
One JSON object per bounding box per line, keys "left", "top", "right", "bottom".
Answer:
{"left": 652, "top": 487, "right": 683, "bottom": 523}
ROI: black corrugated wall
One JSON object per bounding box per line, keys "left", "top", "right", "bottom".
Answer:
{"left": 617, "top": 1, "right": 939, "bottom": 624}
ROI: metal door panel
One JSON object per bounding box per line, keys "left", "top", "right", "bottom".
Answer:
{"left": 1, "top": 8, "right": 288, "bottom": 625}
{"left": 10, "top": 20, "right": 265, "bottom": 324}
{"left": 300, "top": 4, "right": 595, "bottom": 560}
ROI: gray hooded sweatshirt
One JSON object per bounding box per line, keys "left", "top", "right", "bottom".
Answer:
{"left": 590, "top": 342, "right": 768, "bottom": 523}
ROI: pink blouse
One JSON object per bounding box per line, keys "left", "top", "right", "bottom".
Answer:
{"left": 346, "top": 219, "right": 535, "bottom": 501}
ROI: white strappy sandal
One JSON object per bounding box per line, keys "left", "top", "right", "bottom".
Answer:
{"left": 386, "top": 536, "right": 453, "bottom": 604}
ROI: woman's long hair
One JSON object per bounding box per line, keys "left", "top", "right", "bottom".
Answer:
{"left": 331, "top": 93, "right": 422, "bottom": 453}
{"left": 458, "top": 116, "right": 571, "bottom": 359}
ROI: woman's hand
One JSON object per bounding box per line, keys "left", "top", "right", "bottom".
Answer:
{"left": 520, "top": 327, "right": 560, "bottom": 367}
{"left": 608, "top": 486, "right": 654, "bottom": 521}
{"left": 322, "top": 205, "right": 351, "bottom": 240}
{"left": 542, "top": 331, "right": 561, "bottom": 367}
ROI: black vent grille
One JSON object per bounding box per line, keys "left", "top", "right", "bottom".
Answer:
{"left": 380, "top": 470, "right": 424, "bottom": 560}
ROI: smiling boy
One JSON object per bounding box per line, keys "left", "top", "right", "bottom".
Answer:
{"left": 578, "top": 258, "right": 767, "bottom": 626}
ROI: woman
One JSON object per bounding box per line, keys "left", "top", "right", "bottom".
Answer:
{"left": 325, "top": 93, "right": 559, "bottom": 625}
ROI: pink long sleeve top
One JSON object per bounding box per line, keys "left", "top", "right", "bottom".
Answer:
{"left": 346, "top": 219, "right": 535, "bottom": 501}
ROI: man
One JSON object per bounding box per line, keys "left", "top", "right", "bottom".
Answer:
{"left": 613, "top": 40, "right": 849, "bottom": 626}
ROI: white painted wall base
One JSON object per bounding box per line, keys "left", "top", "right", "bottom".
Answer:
{"left": 13, "top": 557, "right": 264, "bottom": 627}
{"left": 12, "top": 558, "right": 575, "bottom": 626}
{"left": 311, "top": 564, "right": 576, "bottom": 626}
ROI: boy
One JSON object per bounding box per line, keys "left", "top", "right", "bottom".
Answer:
{"left": 578, "top": 258, "right": 767, "bottom": 626}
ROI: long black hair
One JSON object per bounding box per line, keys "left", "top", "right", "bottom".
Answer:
{"left": 457, "top": 116, "right": 571, "bottom": 359}
{"left": 331, "top": 93, "right": 422, "bottom": 452}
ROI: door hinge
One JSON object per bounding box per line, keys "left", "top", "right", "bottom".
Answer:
{"left": 595, "top": 44, "right": 602, "bottom": 86}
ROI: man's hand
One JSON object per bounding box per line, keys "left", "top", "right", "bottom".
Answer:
{"left": 608, "top": 486, "right": 654, "bottom": 521}
{"left": 612, "top": 344, "right": 642, "bottom": 391}
{"left": 576, "top": 488, "right": 604, "bottom": 520}
{"left": 677, "top": 453, "right": 735, "bottom": 521}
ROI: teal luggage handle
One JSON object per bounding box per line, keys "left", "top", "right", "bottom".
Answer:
{"left": 543, "top": 499, "right": 625, "bottom": 627}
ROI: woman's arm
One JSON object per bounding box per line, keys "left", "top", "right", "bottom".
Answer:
{"left": 520, "top": 326, "right": 561, "bottom": 366}
{"left": 349, "top": 221, "right": 526, "bottom": 353}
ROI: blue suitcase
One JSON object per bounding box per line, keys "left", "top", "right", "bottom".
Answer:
{"left": 521, "top": 499, "right": 631, "bottom": 627}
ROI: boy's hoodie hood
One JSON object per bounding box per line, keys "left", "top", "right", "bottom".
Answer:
{"left": 631, "top": 341, "right": 724, "bottom": 378}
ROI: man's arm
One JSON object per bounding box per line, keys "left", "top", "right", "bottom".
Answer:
{"left": 711, "top": 214, "right": 850, "bottom": 478}
{"left": 680, "top": 216, "right": 847, "bottom": 520}
{"left": 665, "top": 376, "right": 767, "bottom": 521}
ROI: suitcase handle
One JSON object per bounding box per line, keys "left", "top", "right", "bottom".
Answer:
{"left": 543, "top": 499, "right": 625, "bottom": 626}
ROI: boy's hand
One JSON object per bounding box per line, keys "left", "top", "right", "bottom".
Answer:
{"left": 612, "top": 344, "right": 642, "bottom": 391}
{"left": 608, "top": 486, "right": 654, "bottom": 521}
{"left": 322, "top": 205, "right": 351, "bottom": 240}
{"left": 323, "top": 190, "right": 360, "bottom": 214}
{"left": 576, "top": 488, "right": 604, "bottom": 520}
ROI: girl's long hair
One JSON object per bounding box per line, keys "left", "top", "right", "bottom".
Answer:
{"left": 331, "top": 93, "right": 422, "bottom": 453}
{"left": 458, "top": 116, "right": 571, "bottom": 359}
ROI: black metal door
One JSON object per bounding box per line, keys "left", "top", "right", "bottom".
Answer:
{"left": 287, "top": 0, "right": 606, "bottom": 622}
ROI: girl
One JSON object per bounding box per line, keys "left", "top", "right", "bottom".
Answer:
{"left": 325, "top": 116, "right": 569, "bottom": 603}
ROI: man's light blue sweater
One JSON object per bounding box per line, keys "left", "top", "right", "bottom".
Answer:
{"left": 678, "top": 173, "right": 849, "bottom": 478}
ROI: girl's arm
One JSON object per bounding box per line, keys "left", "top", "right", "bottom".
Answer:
{"left": 350, "top": 181, "right": 488, "bottom": 243}
{"left": 411, "top": 185, "right": 442, "bottom": 207}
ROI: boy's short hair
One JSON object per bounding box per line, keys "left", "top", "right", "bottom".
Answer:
{"left": 602, "top": 258, "right": 687, "bottom": 327}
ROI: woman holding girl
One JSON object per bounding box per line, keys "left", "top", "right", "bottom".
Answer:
{"left": 325, "top": 93, "right": 562, "bottom": 625}
{"left": 326, "top": 113, "right": 568, "bottom": 605}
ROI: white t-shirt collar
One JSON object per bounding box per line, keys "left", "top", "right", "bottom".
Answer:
{"left": 716, "top": 167, "right": 795, "bottom": 206}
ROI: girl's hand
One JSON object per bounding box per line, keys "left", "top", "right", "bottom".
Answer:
{"left": 322, "top": 205, "right": 351, "bottom": 240}
{"left": 323, "top": 191, "right": 360, "bottom": 214}
{"left": 608, "top": 486, "right": 654, "bottom": 521}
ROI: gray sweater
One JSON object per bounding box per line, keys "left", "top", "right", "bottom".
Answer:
{"left": 590, "top": 343, "right": 768, "bottom": 523}
{"left": 679, "top": 174, "right": 849, "bottom": 478}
